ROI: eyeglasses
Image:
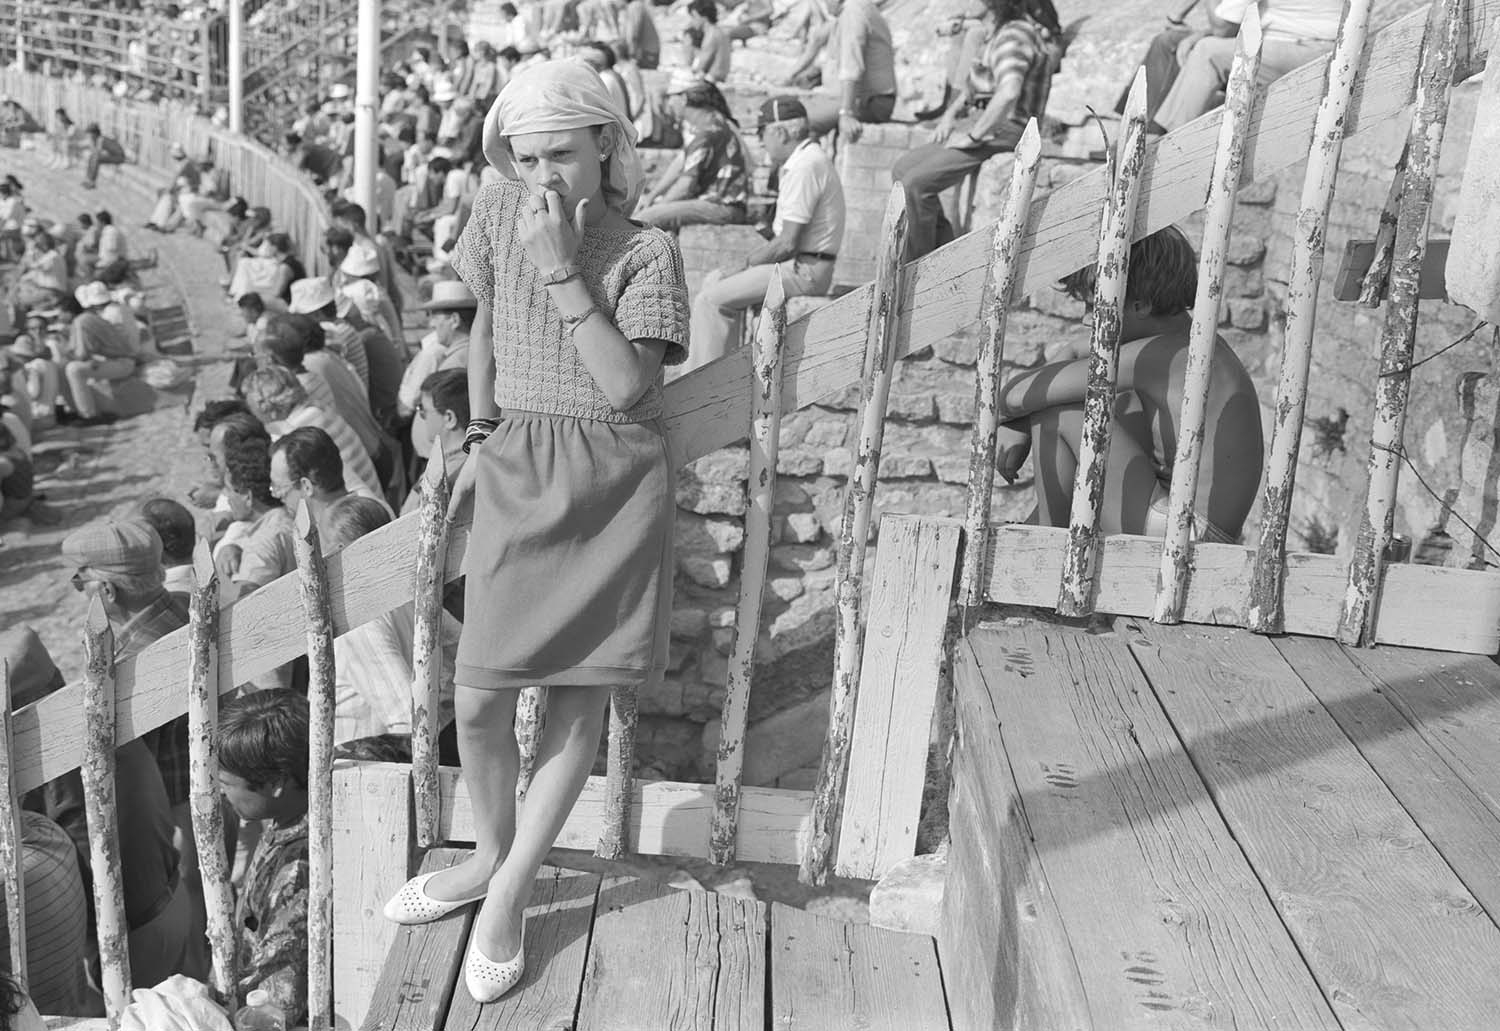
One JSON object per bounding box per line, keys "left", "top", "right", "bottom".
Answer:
{"left": 70, "top": 570, "right": 98, "bottom": 593}
{"left": 269, "top": 478, "right": 298, "bottom": 499}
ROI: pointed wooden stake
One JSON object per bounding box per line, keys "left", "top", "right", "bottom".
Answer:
{"left": 1247, "top": 0, "right": 1375, "bottom": 633}
{"left": 187, "top": 539, "right": 235, "bottom": 1001}
{"left": 1154, "top": 11, "right": 1263, "bottom": 623}
{"left": 515, "top": 686, "right": 547, "bottom": 802}
{"left": 595, "top": 686, "right": 638, "bottom": 860}
{"left": 293, "top": 501, "right": 337, "bottom": 1031}
{"left": 1057, "top": 70, "right": 1149, "bottom": 617}
{"left": 81, "top": 595, "right": 132, "bottom": 1019}
{"left": 960, "top": 119, "right": 1042, "bottom": 618}
{"left": 411, "top": 437, "right": 451, "bottom": 849}
{"left": 1340, "top": 0, "right": 1463, "bottom": 646}
{"left": 0, "top": 659, "right": 26, "bottom": 992}
{"left": 1358, "top": 143, "right": 1409, "bottom": 307}
{"left": 802, "top": 184, "right": 910, "bottom": 886}
{"left": 711, "top": 270, "right": 789, "bottom": 867}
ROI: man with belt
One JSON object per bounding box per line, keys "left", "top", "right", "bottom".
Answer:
{"left": 685, "top": 97, "right": 846, "bottom": 375}
{"left": 796, "top": 0, "right": 898, "bottom": 141}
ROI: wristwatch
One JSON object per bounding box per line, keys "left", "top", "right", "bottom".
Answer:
{"left": 541, "top": 262, "right": 580, "bottom": 286}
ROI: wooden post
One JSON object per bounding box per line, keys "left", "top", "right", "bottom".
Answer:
{"left": 0, "top": 660, "right": 25, "bottom": 990}
{"left": 1153, "top": 11, "right": 1263, "bottom": 623}
{"left": 595, "top": 686, "right": 638, "bottom": 860}
{"left": 187, "top": 541, "right": 235, "bottom": 1001}
{"left": 411, "top": 439, "right": 451, "bottom": 850}
{"left": 515, "top": 687, "right": 547, "bottom": 802}
{"left": 801, "top": 184, "right": 909, "bottom": 886}
{"left": 1247, "top": 0, "right": 1375, "bottom": 633}
{"left": 711, "top": 270, "right": 789, "bottom": 867}
{"left": 80, "top": 596, "right": 131, "bottom": 1019}
{"left": 1358, "top": 145, "right": 1408, "bottom": 307}
{"left": 1057, "top": 71, "right": 1149, "bottom": 617}
{"left": 1339, "top": 0, "right": 1462, "bottom": 646}
{"left": 959, "top": 120, "right": 1042, "bottom": 616}
{"left": 293, "top": 502, "right": 337, "bottom": 1031}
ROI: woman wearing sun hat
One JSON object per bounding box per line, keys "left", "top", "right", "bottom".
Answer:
{"left": 380, "top": 58, "right": 688, "bottom": 1002}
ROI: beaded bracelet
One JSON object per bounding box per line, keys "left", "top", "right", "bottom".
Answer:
{"left": 463, "top": 417, "right": 500, "bottom": 454}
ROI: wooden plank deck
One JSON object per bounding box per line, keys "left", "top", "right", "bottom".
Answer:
{"left": 368, "top": 857, "right": 950, "bottom": 1031}
{"left": 957, "top": 618, "right": 1500, "bottom": 1031}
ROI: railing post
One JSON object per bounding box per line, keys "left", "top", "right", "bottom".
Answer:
{"left": 81, "top": 596, "right": 132, "bottom": 1020}
{"left": 411, "top": 439, "right": 451, "bottom": 850}
{"left": 1247, "top": 0, "right": 1375, "bottom": 633}
{"left": 1339, "top": 0, "right": 1462, "bottom": 646}
{"left": 1056, "top": 71, "right": 1149, "bottom": 617}
{"left": 711, "top": 270, "right": 789, "bottom": 867}
{"left": 596, "top": 687, "right": 638, "bottom": 860}
{"left": 0, "top": 659, "right": 25, "bottom": 991}
{"left": 1154, "top": 10, "right": 1263, "bottom": 623}
{"left": 353, "top": 0, "right": 380, "bottom": 226}
{"left": 802, "top": 184, "right": 909, "bottom": 887}
{"left": 960, "top": 119, "right": 1041, "bottom": 618}
{"left": 187, "top": 541, "right": 236, "bottom": 1001}
{"left": 293, "top": 502, "right": 337, "bottom": 1031}
{"left": 228, "top": 0, "right": 244, "bottom": 135}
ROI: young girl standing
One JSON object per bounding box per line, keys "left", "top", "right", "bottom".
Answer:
{"left": 381, "top": 60, "right": 689, "bottom": 1002}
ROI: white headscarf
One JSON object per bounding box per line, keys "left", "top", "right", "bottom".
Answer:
{"left": 482, "top": 59, "right": 643, "bottom": 215}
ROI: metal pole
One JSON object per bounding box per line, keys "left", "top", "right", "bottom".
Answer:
{"left": 353, "top": 0, "right": 378, "bottom": 224}
{"left": 228, "top": 0, "right": 243, "bottom": 135}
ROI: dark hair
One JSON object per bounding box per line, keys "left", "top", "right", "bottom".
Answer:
{"left": 95, "top": 209, "right": 113, "bottom": 226}
{"left": 237, "top": 292, "right": 266, "bottom": 316}
{"left": 582, "top": 40, "right": 616, "bottom": 68}
{"left": 266, "top": 232, "right": 294, "bottom": 258}
{"left": 326, "top": 494, "right": 392, "bottom": 550}
{"left": 499, "top": 1, "right": 518, "bottom": 15}
{"left": 273, "top": 425, "right": 344, "bottom": 493}
{"left": 428, "top": 155, "right": 453, "bottom": 177}
{"left": 261, "top": 317, "right": 308, "bottom": 371}
{"left": 1061, "top": 225, "right": 1197, "bottom": 316}
{"left": 249, "top": 206, "right": 272, "bottom": 228}
{"left": 0, "top": 972, "right": 27, "bottom": 1025}
{"left": 421, "top": 368, "right": 470, "bottom": 426}
{"left": 194, "top": 397, "right": 252, "bottom": 433}
{"left": 334, "top": 200, "right": 368, "bottom": 231}
{"left": 211, "top": 412, "right": 269, "bottom": 454}
{"left": 78, "top": 212, "right": 94, "bottom": 228}
{"left": 497, "top": 45, "right": 521, "bottom": 64}
{"left": 323, "top": 226, "right": 355, "bottom": 251}
{"left": 224, "top": 435, "right": 279, "bottom": 508}
{"left": 139, "top": 497, "right": 197, "bottom": 564}
{"left": 682, "top": 81, "right": 737, "bottom": 125}
{"left": 227, "top": 197, "right": 250, "bottom": 220}
{"left": 688, "top": 0, "right": 717, "bottom": 22}
{"left": 219, "top": 689, "right": 310, "bottom": 790}
{"left": 993, "top": 0, "right": 1062, "bottom": 36}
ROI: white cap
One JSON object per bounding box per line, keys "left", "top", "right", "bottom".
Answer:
{"left": 245, "top": 989, "right": 270, "bottom": 1007}
{"left": 288, "top": 277, "right": 338, "bottom": 315}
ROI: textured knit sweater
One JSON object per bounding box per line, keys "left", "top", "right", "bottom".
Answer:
{"left": 452, "top": 180, "right": 690, "bottom": 424}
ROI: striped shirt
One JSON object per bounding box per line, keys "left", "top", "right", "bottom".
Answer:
{"left": 8, "top": 812, "right": 90, "bottom": 1015}
{"left": 118, "top": 592, "right": 192, "bottom": 806}
{"left": 320, "top": 318, "right": 369, "bottom": 391}
{"left": 280, "top": 404, "right": 381, "bottom": 498}
{"left": 967, "top": 17, "right": 1056, "bottom": 131}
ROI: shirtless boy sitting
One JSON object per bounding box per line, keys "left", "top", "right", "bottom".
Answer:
{"left": 996, "top": 225, "right": 1264, "bottom": 541}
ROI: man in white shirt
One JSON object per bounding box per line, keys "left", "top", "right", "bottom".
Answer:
{"left": 685, "top": 97, "right": 846, "bottom": 376}
{"left": 1152, "top": 0, "right": 1343, "bottom": 132}
{"left": 800, "top": 0, "right": 899, "bottom": 140}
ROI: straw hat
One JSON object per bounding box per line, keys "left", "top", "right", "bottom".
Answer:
{"left": 75, "top": 281, "right": 112, "bottom": 309}
{"left": 421, "top": 280, "right": 478, "bottom": 312}
{"left": 339, "top": 240, "right": 381, "bottom": 277}
{"left": 288, "top": 277, "right": 338, "bottom": 315}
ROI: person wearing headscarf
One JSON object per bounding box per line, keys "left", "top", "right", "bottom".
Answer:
{"left": 379, "top": 59, "right": 688, "bottom": 1004}
{"left": 633, "top": 77, "right": 749, "bottom": 230}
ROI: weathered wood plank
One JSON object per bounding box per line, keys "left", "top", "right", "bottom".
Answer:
{"left": 362, "top": 849, "right": 473, "bottom": 1031}
{"left": 411, "top": 440, "right": 452, "bottom": 850}
{"left": 969, "top": 624, "right": 1338, "bottom": 1029}
{"left": 0, "top": 659, "right": 25, "bottom": 988}
{"left": 941, "top": 635, "right": 1091, "bottom": 1031}
{"left": 770, "top": 902, "right": 947, "bottom": 1031}
{"left": 837, "top": 516, "right": 961, "bottom": 879}
{"left": 981, "top": 524, "right": 1500, "bottom": 653}
{"left": 576, "top": 877, "right": 766, "bottom": 1031}
{"left": 12, "top": 0, "right": 1500, "bottom": 806}
{"left": 1127, "top": 622, "right": 1500, "bottom": 1030}
{"left": 444, "top": 866, "right": 600, "bottom": 1031}
{"left": 439, "top": 769, "right": 811, "bottom": 865}
{"left": 333, "top": 761, "right": 414, "bottom": 1030}
{"left": 1272, "top": 636, "right": 1500, "bottom": 917}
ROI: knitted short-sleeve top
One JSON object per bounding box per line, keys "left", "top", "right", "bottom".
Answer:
{"left": 451, "top": 179, "right": 690, "bottom": 423}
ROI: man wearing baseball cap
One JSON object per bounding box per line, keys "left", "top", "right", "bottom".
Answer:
{"left": 42, "top": 519, "right": 208, "bottom": 985}
{"left": 684, "top": 96, "right": 845, "bottom": 375}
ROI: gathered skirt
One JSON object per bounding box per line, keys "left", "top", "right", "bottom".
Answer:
{"left": 456, "top": 410, "right": 675, "bottom": 690}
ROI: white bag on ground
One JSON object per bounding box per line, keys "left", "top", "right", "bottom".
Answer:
{"left": 119, "top": 974, "right": 233, "bottom": 1031}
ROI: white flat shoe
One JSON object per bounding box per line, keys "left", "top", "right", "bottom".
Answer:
{"left": 382, "top": 871, "right": 488, "bottom": 925}
{"left": 464, "top": 921, "right": 526, "bottom": 1003}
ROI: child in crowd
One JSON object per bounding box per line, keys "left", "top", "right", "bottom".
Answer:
{"left": 219, "top": 689, "right": 310, "bottom": 1026}
{"left": 381, "top": 59, "right": 688, "bottom": 1002}
{"left": 995, "top": 226, "right": 1264, "bottom": 542}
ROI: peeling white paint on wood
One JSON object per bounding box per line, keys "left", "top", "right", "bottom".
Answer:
{"left": 1248, "top": 0, "right": 1375, "bottom": 633}
{"left": 712, "top": 271, "right": 788, "bottom": 867}
{"left": 0, "top": 659, "right": 26, "bottom": 990}
{"left": 596, "top": 686, "right": 639, "bottom": 860}
{"left": 410, "top": 439, "right": 451, "bottom": 849}
{"left": 1155, "top": 11, "right": 1264, "bottom": 624}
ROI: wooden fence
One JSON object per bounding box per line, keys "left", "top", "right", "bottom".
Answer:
{"left": 4, "top": 0, "right": 1500, "bottom": 1027}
